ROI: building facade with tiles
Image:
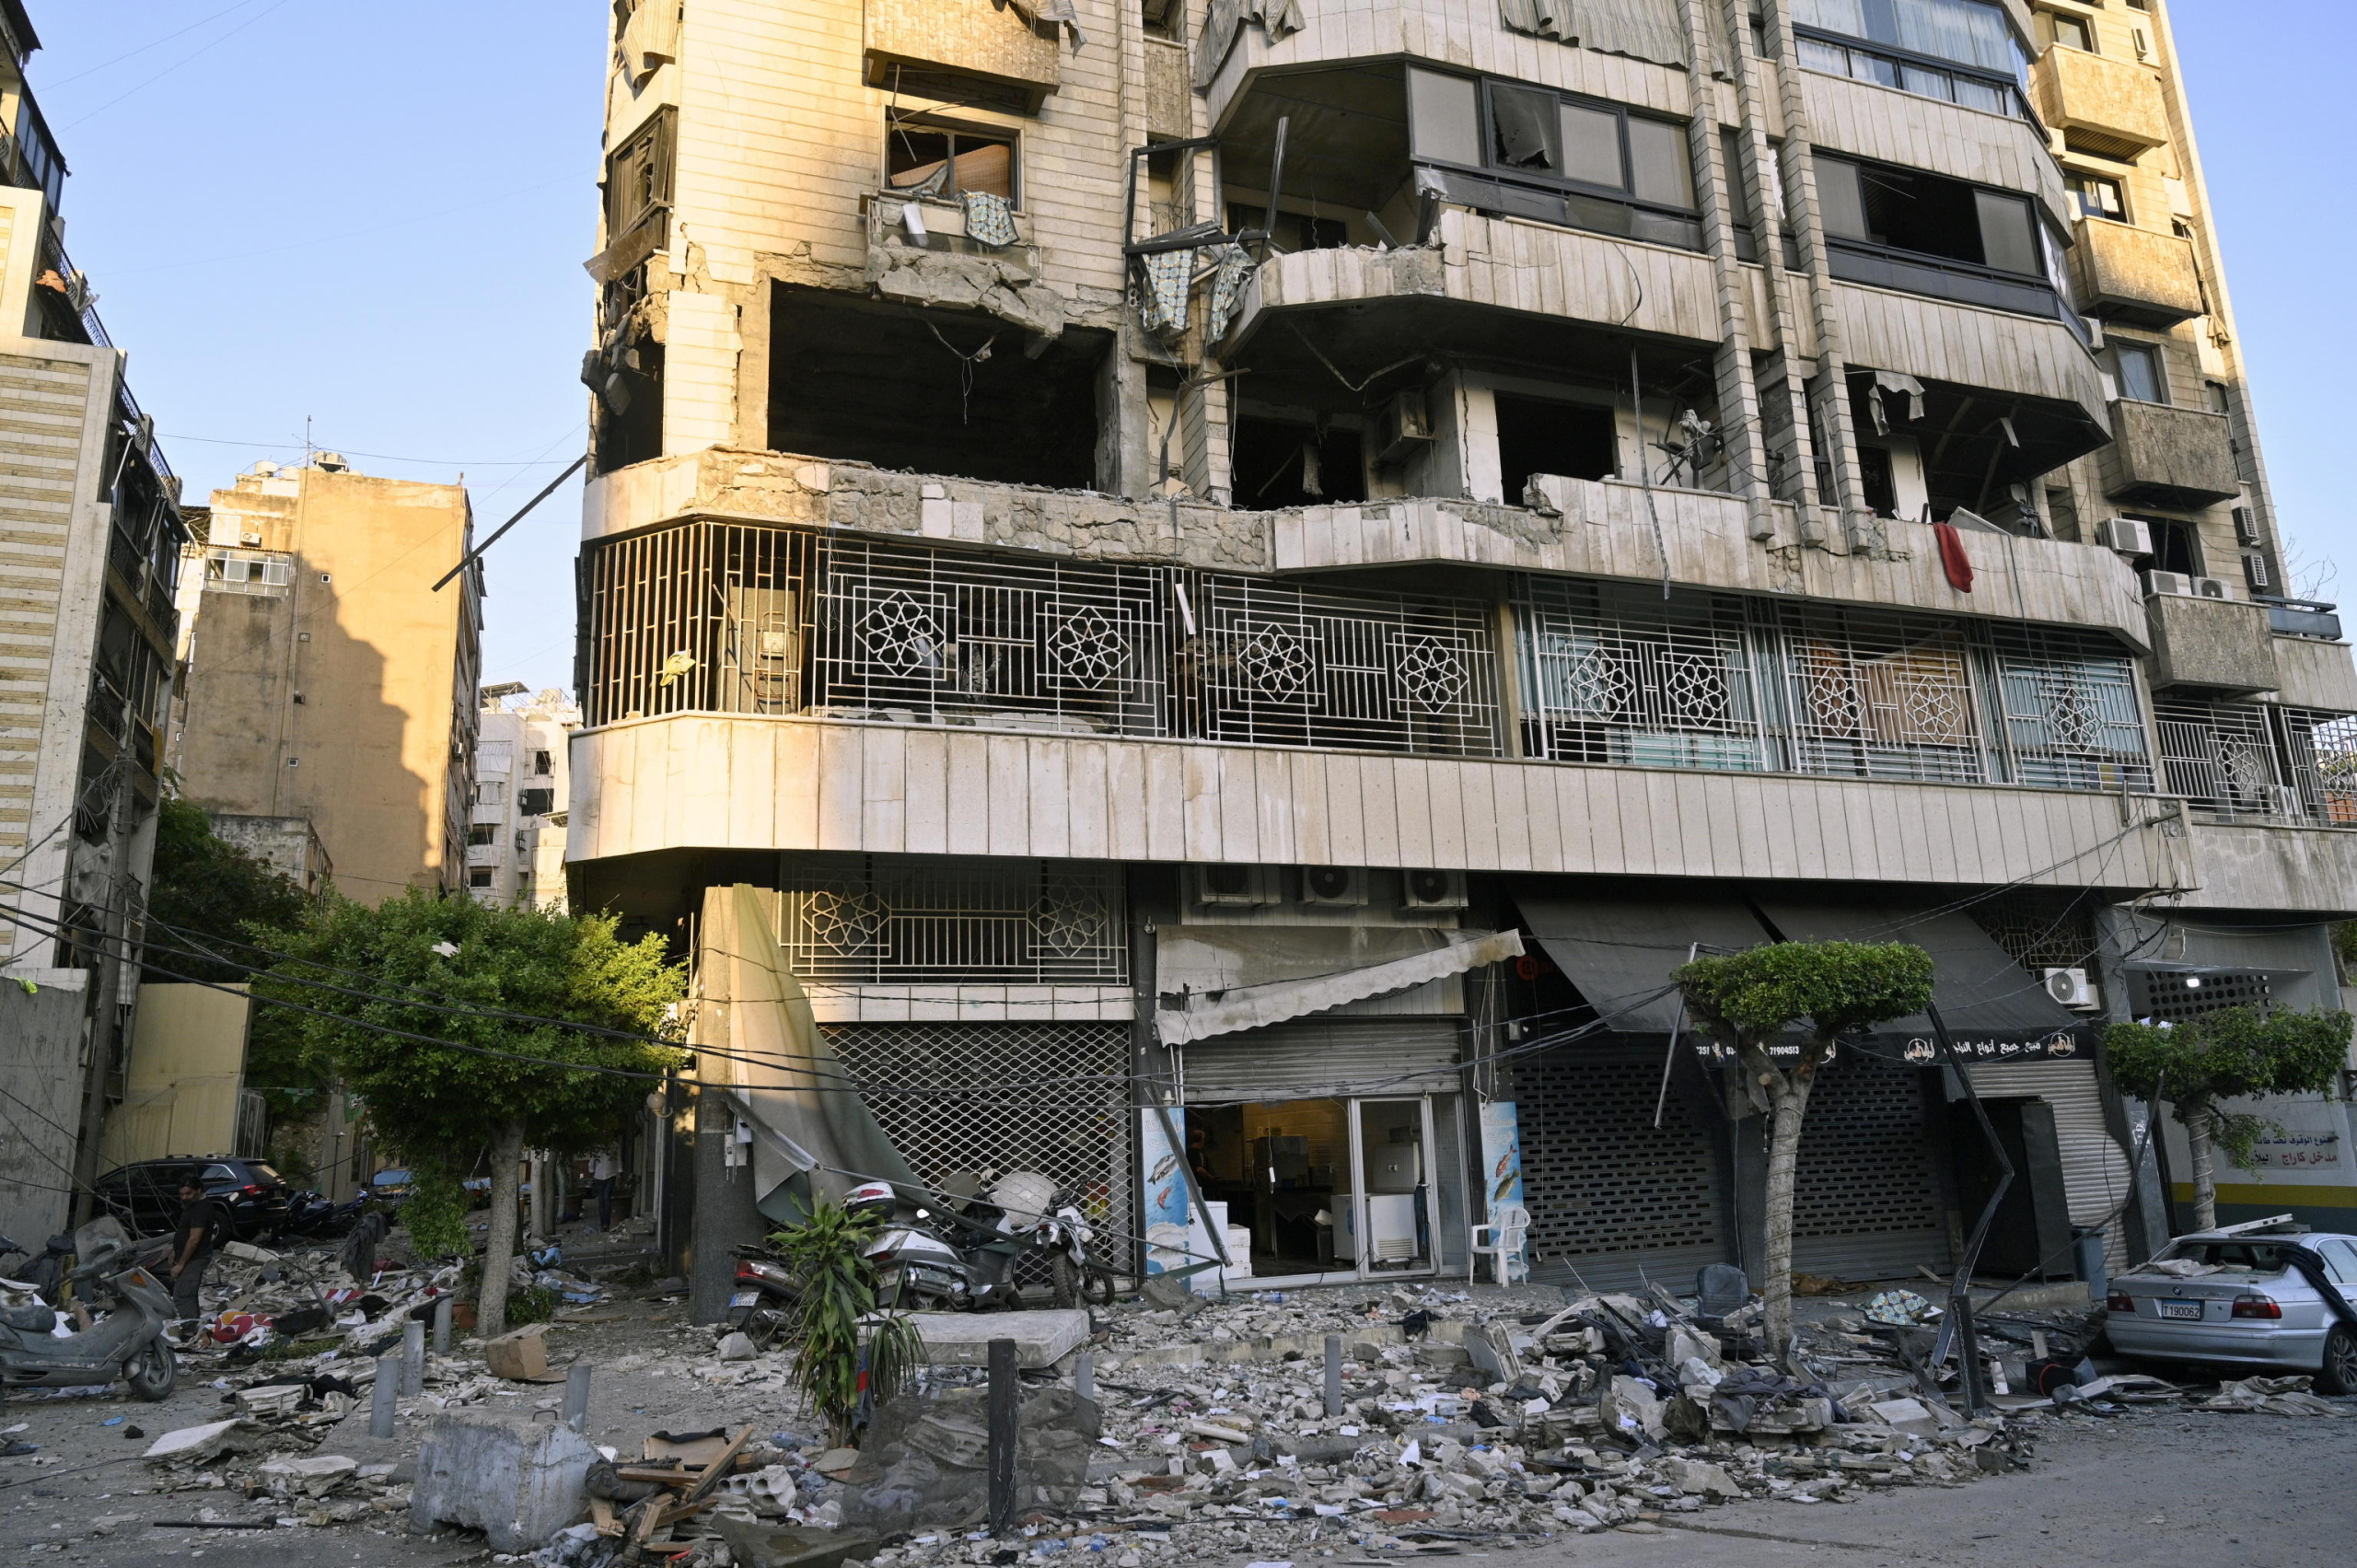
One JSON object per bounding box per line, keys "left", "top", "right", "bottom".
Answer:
{"left": 0, "top": 2, "right": 195, "bottom": 1244}
{"left": 572, "top": 0, "right": 2357, "bottom": 1302}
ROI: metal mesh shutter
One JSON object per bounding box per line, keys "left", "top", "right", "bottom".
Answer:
{"left": 1517, "top": 1051, "right": 1725, "bottom": 1290}
{"left": 1790, "top": 1051, "right": 1949, "bottom": 1279}
{"left": 823, "top": 1023, "right": 1132, "bottom": 1228}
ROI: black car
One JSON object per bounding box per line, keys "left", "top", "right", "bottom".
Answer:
{"left": 91, "top": 1156, "right": 292, "bottom": 1242}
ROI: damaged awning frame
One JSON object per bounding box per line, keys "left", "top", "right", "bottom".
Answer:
{"left": 1156, "top": 928, "right": 1525, "bottom": 1043}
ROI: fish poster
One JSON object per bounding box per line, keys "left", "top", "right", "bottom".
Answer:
{"left": 1476, "top": 1098, "right": 1527, "bottom": 1283}
{"left": 1140, "top": 1108, "right": 1190, "bottom": 1275}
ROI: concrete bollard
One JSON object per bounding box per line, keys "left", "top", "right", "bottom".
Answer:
{"left": 563, "top": 1363, "right": 593, "bottom": 1434}
{"left": 370, "top": 1352, "right": 399, "bottom": 1438}
{"left": 1324, "top": 1334, "right": 1343, "bottom": 1418}
{"left": 401, "top": 1318, "right": 426, "bottom": 1398}
{"left": 987, "top": 1338, "right": 1017, "bottom": 1538}
{"left": 1074, "top": 1352, "right": 1094, "bottom": 1402}
{"left": 432, "top": 1295, "right": 453, "bottom": 1355}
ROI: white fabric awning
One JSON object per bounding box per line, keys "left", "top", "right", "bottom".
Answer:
{"left": 1157, "top": 929, "right": 1525, "bottom": 1044}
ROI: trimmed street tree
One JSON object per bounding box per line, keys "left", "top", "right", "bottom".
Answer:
{"left": 2106, "top": 1005, "right": 2350, "bottom": 1231}
{"left": 1676, "top": 940, "right": 1936, "bottom": 1356}
{"left": 256, "top": 889, "right": 685, "bottom": 1335}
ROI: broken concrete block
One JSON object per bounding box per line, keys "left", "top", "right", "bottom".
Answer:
{"left": 715, "top": 1330, "right": 759, "bottom": 1363}
{"left": 235, "top": 1383, "right": 306, "bottom": 1417}
{"left": 908, "top": 1308, "right": 1089, "bottom": 1370}
{"left": 809, "top": 1446, "right": 859, "bottom": 1477}
{"left": 409, "top": 1413, "right": 598, "bottom": 1553}
{"left": 842, "top": 1386, "right": 1100, "bottom": 1533}
{"left": 143, "top": 1420, "right": 242, "bottom": 1465}
{"left": 710, "top": 1516, "right": 881, "bottom": 1568}
{"left": 1603, "top": 1376, "right": 1667, "bottom": 1440}
{"left": 1665, "top": 1458, "right": 1743, "bottom": 1500}
{"left": 1666, "top": 1326, "right": 1723, "bottom": 1370}
{"left": 258, "top": 1454, "right": 359, "bottom": 1497}
{"left": 1866, "top": 1398, "right": 1943, "bottom": 1438}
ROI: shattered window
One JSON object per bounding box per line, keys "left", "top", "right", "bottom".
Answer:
{"left": 886, "top": 119, "right": 1017, "bottom": 202}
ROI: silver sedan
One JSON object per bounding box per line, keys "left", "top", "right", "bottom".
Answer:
{"left": 2105, "top": 1227, "right": 2357, "bottom": 1393}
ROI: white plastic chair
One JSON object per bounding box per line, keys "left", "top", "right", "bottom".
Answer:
{"left": 1468, "top": 1205, "right": 1529, "bottom": 1284}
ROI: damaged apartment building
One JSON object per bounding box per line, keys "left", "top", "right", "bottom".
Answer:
{"left": 570, "top": 0, "right": 2357, "bottom": 1307}
{"left": 0, "top": 0, "right": 192, "bottom": 1249}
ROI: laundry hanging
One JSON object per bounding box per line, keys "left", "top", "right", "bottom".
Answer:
{"left": 1140, "top": 248, "right": 1195, "bottom": 332}
{"left": 1933, "top": 520, "right": 1975, "bottom": 593}
{"left": 961, "top": 191, "right": 1019, "bottom": 248}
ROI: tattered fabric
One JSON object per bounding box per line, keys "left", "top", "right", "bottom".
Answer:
{"left": 962, "top": 192, "right": 1020, "bottom": 248}
{"left": 1193, "top": 0, "right": 1306, "bottom": 87}
{"left": 1206, "top": 247, "right": 1257, "bottom": 340}
{"left": 1497, "top": 0, "right": 1690, "bottom": 68}
{"left": 1139, "top": 248, "right": 1195, "bottom": 333}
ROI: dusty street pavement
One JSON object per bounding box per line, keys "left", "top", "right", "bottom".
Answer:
{"left": 1, "top": 1218, "right": 2348, "bottom": 1568}
{"left": 1404, "top": 1407, "right": 2357, "bottom": 1568}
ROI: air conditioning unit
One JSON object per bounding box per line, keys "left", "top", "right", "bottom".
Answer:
{"left": 1376, "top": 389, "right": 1434, "bottom": 465}
{"left": 239, "top": 530, "right": 263, "bottom": 546}
{"left": 2243, "top": 552, "right": 2272, "bottom": 592}
{"left": 2233, "top": 506, "right": 2262, "bottom": 547}
{"left": 2143, "top": 570, "right": 2193, "bottom": 598}
{"left": 2192, "top": 575, "right": 2236, "bottom": 601}
{"left": 1399, "top": 868, "right": 1468, "bottom": 911}
{"left": 2042, "top": 967, "right": 2102, "bottom": 1011}
{"left": 1299, "top": 865, "right": 1368, "bottom": 908}
{"left": 2096, "top": 517, "right": 2154, "bottom": 555}
{"left": 1192, "top": 864, "right": 1279, "bottom": 908}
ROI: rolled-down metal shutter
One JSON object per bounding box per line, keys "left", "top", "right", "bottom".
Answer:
{"left": 1517, "top": 1047, "right": 1729, "bottom": 1293}
{"left": 1965, "top": 1060, "right": 2134, "bottom": 1273}
{"left": 1177, "top": 1018, "right": 1461, "bottom": 1102}
{"left": 1789, "top": 1051, "right": 1951, "bottom": 1281}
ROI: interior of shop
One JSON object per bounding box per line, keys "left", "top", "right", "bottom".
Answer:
{"left": 1190, "top": 1098, "right": 1434, "bottom": 1280}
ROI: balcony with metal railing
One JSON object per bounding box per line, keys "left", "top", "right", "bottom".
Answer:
{"left": 2154, "top": 702, "right": 2357, "bottom": 828}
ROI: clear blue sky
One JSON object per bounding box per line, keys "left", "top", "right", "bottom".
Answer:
{"left": 21, "top": 1, "right": 2351, "bottom": 697}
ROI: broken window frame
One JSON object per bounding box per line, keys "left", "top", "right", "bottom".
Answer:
{"left": 1814, "top": 154, "right": 2080, "bottom": 328}
{"left": 2064, "top": 170, "right": 2125, "bottom": 223}
{"left": 603, "top": 106, "right": 677, "bottom": 244}
{"left": 883, "top": 112, "right": 1020, "bottom": 204}
{"left": 1404, "top": 65, "right": 1704, "bottom": 251}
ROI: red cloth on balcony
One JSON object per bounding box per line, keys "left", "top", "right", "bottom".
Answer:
{"left": 1933, "top": 521, "right": 1974, "bottom": 593}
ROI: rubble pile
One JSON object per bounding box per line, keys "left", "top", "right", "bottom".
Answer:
{"left": 551, "top": 1279, "right": 2178, "bottom": 1568}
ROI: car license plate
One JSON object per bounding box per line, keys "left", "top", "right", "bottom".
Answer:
{"left": 2158, "top": 1301, "right": 2202, "bottom": 1320}
{"left": 728, "top": 1290, "right": 761, "bottom": 1308}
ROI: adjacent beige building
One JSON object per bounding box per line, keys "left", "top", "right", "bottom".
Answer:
{"left": 0, "top": 0, "right": 194, "bottom": 1239}
{"left": 172, "top": 459, "right": 483, "bottom": 903}
{"left": 572, "top": 0, "right": 2357, "bottom": 1302}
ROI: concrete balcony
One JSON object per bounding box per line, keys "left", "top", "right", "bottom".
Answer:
{"left": 1799, "top": 68, "right": 2069, "bottom": 229}
{"left": 2030, "top": 46, "right": 2168, "bottom": 158}
{"left": 2100, "top": 401, "right": 2243, "bottom": 507}
{"left": 1231, "top": 209, "right": 1724, "bottom": 349}
{"left": 2271, "top": 633, "right": 2357, "bottom": 712}
{"left": 1833, "top": 282, "right": 2108, "bottom": 429}
{"left": 864, "top": 0, "right": 1059, "bottom": 110}
{"left": 1272, "top": 479, "right": 2151, "bottom": 649}
{"left": 2144, "top": 592, "right": 2278, "bottom": 696}
{"left": 2072, "top": 220, "right": 2205, "bottom": 328}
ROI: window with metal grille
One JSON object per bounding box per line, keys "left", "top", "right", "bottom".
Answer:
{"left": 2155, "top": 703, "right": 2357, "bottom": 825}
{"left": 1971, "top": 891, "right": 2099, "bottom": 975}
{"left": 776, "top": 855, "right": 1124, "bottom": 984}
{"left": 824, "top": 1021, "right": 1132, "bottom": 1228}
{"left": 2128, "top": 968, "right": 2277, "bottom": 1023}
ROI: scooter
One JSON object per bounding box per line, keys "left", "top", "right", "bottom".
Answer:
{"left": 723, "top": 1246, "right": 803, "bottom": 1349}
{"left": 862, "top": 1174, "right": 1116, "bottom": 1312}
{"left": 0, "top": 1236, "right": 177, "bottom": 1400}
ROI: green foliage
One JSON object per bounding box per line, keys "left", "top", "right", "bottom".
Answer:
{"left": 251, "top": 889, "right": 688, "bottom": 1167}
{"left": 506, "top": 1285, "right": 559, "bottom": 1327}
{"left": 399, "top": 1163, "right": 473, "bottom": 1262}
{"left": 771, "top": 1202, "right": 919, "bottom": 1446}
{"left": 2107, "top": 1006, "right": 2350, "bottom": 1171}
{"left": 1675, "top": 941, "right": 1937, "bottom": 1048}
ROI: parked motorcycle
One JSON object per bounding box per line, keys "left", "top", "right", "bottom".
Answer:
{"left": 723, "top": 1245, "right": 803, "bottom": 1349}
{"left": 0, "top": 1233, "right": 73, "bottom": 1304}
{"left": 0, "top": 1235, "right": 178, "bottom": 1400}
{"left": 274, "top": 1190, "right": 371, "bottom": 1242}
{"left": 861, "top": 1173, "right": 1116, "bottom": 1312}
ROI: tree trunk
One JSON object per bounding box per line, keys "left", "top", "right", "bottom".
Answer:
{"left": 1759, "top": 1076, "right": 1816, "bottom": 1358}
{"left": 479, "top": 1119, "right": 528, "bottom": 1340}
{"left": 2184, "top": 1105, "right": 2218, "bottom": 1233}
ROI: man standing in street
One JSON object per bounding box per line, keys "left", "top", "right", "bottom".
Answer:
{"left": 589, "top": 1147, "right": 619, "bottom": 1232}
{"left": 169, "top": 1177, "right": 224, "bottom": 1329}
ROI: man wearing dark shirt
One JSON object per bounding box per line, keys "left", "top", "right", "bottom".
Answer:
{"left": 169, "top": 1178, "right": 224, "bottom": 1326}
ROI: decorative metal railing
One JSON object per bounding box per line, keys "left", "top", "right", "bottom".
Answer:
{"left": 581, "top": 520, "right": 2188, "bottom": 802}
{"left": 2155, "top": 702, "right": 2357, "bottom": 826}
{"left": 776, "top": 855, "right": 1125, "bottom": 983}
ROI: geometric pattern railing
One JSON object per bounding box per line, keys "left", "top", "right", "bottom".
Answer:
{"left": 1515, "top": 577, "right": 2154, "bottom": 790}
{"left": 777, "top": 855, "right": 1126, "bottom": 983}
{"left": 2155, "top": 702, "right": 2357, "bottom": 825}
{"left": 582, "top": 521, "right": 2186, "bottom": 801}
